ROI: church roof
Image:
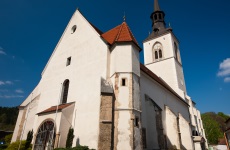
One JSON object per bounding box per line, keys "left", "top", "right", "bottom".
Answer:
{"left": 37, "top": 102, "right": 74, "bottom": 115}
{"left": 102, "top": 22, "right": 141, "bottom": 50}
{"left": 140, "top": 64, "right": 189, "bottom": 106}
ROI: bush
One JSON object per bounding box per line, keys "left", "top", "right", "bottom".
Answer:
{"left": 25, "top": 130, "right": 33, "bottom": 149}
{"left": 66, "top": 128, "right": 74, "bottom": 148}
{"left": 54, "top": 145, "right": 95, "bottom": 150}
{"left": 4, "top": 134, "right": 12, "bottom": 145}
{"left": 6, "top": 140, "right": 32, "bottom": 150}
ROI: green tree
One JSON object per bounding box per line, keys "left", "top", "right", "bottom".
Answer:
{"left": 201, "top": 112, "right": 227, "bottom": 144}
{"left": 25, "top": 130, "right": 33, "bottom": 149}
{"left": 4, "top": 134, "right": 13, "bottom": 145}
{"left": 66, "top": 128, "right": 74, "bottom": 148}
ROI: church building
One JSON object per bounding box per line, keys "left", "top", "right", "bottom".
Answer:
{"left": 12, "top": 0, "right": 207, "bottom": 149}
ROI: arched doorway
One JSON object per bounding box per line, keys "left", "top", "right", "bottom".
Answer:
{"left": 34, "top": 120, "right": 55, "bottom": 150}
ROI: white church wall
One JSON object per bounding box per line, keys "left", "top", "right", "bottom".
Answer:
{"left": 144, "top": 33, "right": 174, "bottom": 65}
{"left": 179, "top": 113, "right": 194, "bottom": 149}
{"left": 59, "top": 105, "right": 75, "bottom": 147}
{"left": 110, "top": 44, "right": 140, "bottom": 77}
{"left": 140, "top": 72, "right": 192, "bottom": 149}
{"left": 143, "top": 33, "right": 186, "bottom": 98}
{"left": 141, "top": 99, "right": 159, "bottom": 149}
{"left": 18, "top": 10, "right": 109, "bottom": 149}
{"left": 165, "top": 106, "right": 180, "bottom": 149}
{"left": 11, "top": 108, "right": 24, "bottom": 142}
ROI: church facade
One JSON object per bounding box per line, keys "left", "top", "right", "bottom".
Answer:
{"left": 12, "top": 1, "right": 207, "bottom": 149}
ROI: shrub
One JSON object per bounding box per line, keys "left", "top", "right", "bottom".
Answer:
{"left": 6, "top": 140, "right": 32, "bottom": 150}
{"left": 66, "top": 128, "right": 74, "bottom": 148}
{"left": 25, "top": 130, "right": 33, "bottom": 149}
{"left": 54, "top": 145, "right": 95, "bottom": 150}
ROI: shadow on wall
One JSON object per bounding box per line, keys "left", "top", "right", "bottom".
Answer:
{"left": 165, "top": 135, "right": 186, "bottom": 150}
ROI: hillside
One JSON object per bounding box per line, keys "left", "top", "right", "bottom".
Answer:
{"left": 0, "top": 107, "right": 18, "bottom": 131}
{"left": 201, "top": 112, "right": 230, "bottom": 145}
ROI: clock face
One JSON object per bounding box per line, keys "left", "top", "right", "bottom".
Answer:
{"left": 154, "top": 43, "right": 162, "bottom": 50}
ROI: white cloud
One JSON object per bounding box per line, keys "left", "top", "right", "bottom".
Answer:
{"left": 217, "top": 58, "right": 230, "bottom": 77}
{"left": 0, "top": 95, "right": 24, "bottom": 98}
{"left": 0, "top": 47, "right": 6, "bottom": 55}
{"left": 15, "top": 89, "right": 24, "bottom": 93}
{"left": 0, "top": 50, "right": 6, "bottom": 55}
{"left": 0, "top": 81, "right": 5, "bottom": 85}
{"left": 224, "top": 77, "right": 230, "bottom": 83}
{"left": 0, "top": 80, "right": 14, "bottom": 85}
{"left": 5, "top": 81, "right": 13, "bottom": 85}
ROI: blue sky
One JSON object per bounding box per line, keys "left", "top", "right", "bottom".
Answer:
{"left": 0, "top": 0, "right": 229, "bottom": 114}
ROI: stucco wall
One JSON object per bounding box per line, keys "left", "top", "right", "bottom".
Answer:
{"left": 140, "top": 71, "right": 192, "bottom": 149}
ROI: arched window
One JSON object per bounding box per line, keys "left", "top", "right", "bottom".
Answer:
{"left": 158, "top": 14, "right": 162, "bottom": 19}
{"left": 34, "top": 120, "right": 55, "bottom": 150}
{"left": 62, "top": 80, "right": 69, "bottom": 104}
{"left": 155, "top": 51, "right": 158, "bottom": 59}
{"left": 159, "top": 49, "right": 162, "bottom": 58}
{"left": 153, "top": 43, "right": 163, "bottom": 61}
{"left": 154, "top": 14, "right": 157, "bottom": 20}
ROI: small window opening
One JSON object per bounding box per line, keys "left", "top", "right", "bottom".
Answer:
{"left": 66, "top": 57, "right": 71, "bottom": 66}
{"left": 159, "top": 14, "right": 162, "bottom": 19}
{"left": 154, "top": 14, "right": 157, "bottom": 20}
{"left": 121, "top": 78, "right": 126, "bottom": 86}
{"left": 135, "top": 117, "right": 139, "bottom": 127}
{"left": 71, "top": 25, "right": 77, "bottom": 34}
{"left": 159, "top": 49, "right": 162, "bottom": 58}
{"left": 155, "top": 51, "right": 158, "bottom": 59}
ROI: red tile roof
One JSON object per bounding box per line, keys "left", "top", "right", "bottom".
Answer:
{"left": 37, "top": 102, "right": 74, "bottom": 115}
{"left": 140, "top": 64, "right": 189, "bottom": 106}
{"left": 102, "top": 22, "right": 140, "bottom": 50}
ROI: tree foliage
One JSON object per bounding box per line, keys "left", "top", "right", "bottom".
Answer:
{"left": 201, "top": 112, "right": 230, "bottom": 144}
{"left": 66, "top": 128, "right": 75, "bottom": 148}
{"left": 25, "top": 130, "right": 33, "bottom": 149}
{"left": 0, "top": 107, "right": 18, "bottom": 131}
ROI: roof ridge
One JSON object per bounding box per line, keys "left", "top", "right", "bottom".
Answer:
{"left": 115, "top": 23, "right": 124, "bottom": 41}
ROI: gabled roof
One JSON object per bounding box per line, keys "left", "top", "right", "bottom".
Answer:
{"left": 102, "top": 22, "right": 141, "bottom": 50}
{"left": 37, "top": 102, "right": 74, "bottom": 115}
{"left": 140, "top": 64, "right": 189, "bottom": 106}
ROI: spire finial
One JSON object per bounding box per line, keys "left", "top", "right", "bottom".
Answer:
{"left": 123, "top": 12, "right": 126, "bottom": 22}
{"left": 154, "top": 0, "right": 161, "bottom": 11}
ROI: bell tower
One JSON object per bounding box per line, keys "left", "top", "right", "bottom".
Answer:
{"left": 143, "top": 0, "right": 186, "bottom": 96}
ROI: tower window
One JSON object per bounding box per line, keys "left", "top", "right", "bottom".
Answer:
{"left": 153, "top": 43, "right": 163, "bottom": 61}
{"left": 66, "top": 57, "right": 71, "bottom": 66}
{"left": 154, "top": 14, "right": 157, "bottom": 20}
{"left": 155, "top": 51, "right": 158, "bottom": 59}
{"left": 121, "top": 78, "right": 127, "bottom": 86}
{"left": 159, "top": 49, "right": 162, "bottom": 58}
{"left": 142, "top": 128, "right": 147, "bottom": 148}
{"left": 159, "top": 14, "right": 162, "bottom": 19}
{"left": 61, "top": 80, "right": 69, "bottom": 104}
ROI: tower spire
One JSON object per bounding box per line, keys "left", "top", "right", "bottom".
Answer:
{"left": 151, "top": 0, "right": 166, "bottom": 32}
{"left": 154, "top": 0, "right": 161, "bottom": 11}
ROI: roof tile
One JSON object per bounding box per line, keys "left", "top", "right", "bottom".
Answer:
{"left": 102, "top": 22, "right": 140, "bottom": 49}
{"left": 37, "top": 102, "right": 74, "bottom": 115}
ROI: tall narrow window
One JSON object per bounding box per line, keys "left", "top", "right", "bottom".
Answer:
{"left": 174, "top": 43, "right": 178, "bottom": 61}
{"left": 154, "top": 14, "right": 157, "bottom": 20}
{"left": 159, "top": 49, "right": 162, "bottom": 58}
{"left": 159, "top": 14, "right": 162, "bottom": 19}
{"left": 62, "top": 80, "right": 69, "bottom": 104}
{"left": 155, "top": 51, "right": 158, "bottom": 59}
{"left": 66, "top": 57, "right": 71, "bottom": 66}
